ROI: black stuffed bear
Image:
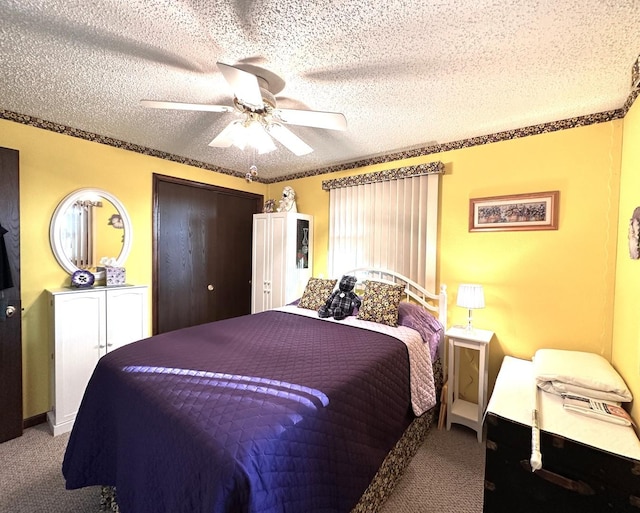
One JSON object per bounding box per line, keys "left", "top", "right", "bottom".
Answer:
{"left": 318, "top": 275, "right": 361, "bottom": 320}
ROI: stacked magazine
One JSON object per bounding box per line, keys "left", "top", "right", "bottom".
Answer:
{"left": 562, "top": 394, "right": 634, "bottom": 427}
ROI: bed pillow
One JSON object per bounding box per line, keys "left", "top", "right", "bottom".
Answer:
{"left": 357, "top": 281, "right": 405, "bottom": 326}
{"left": 297, "top": 278, "right": 337, "bottom": 310}
{"left": 397, "top": 302, "right": 444, "bottom": 360}
{"left": 534, "top": 349, "right": 633, "bottom": 402}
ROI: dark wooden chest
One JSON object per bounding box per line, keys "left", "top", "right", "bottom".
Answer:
{"left": 484, "top": 412, "right": 640, "bottom": 512}
{"left": 484, "top": 357, "right": 640, "bottom": 513}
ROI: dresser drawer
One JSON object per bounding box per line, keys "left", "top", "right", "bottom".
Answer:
{"left": 484, "top": 413, "right": 640, "bottom": 512}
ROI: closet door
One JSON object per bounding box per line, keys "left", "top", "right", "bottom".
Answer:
{"left": 155, "top": 180, "right": 216, "bottom": 333}
{"left": 214, "top": 192, "right": 256, "bottom": 320}
{"left": 154, "top": 175, "right": 262, "bottom": 334}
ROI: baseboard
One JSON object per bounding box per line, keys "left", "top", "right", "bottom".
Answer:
{"left": 23, "top": 413, "right": 47, "bottom": 429}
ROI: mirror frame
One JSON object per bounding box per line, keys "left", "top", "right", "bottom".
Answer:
{"left": 49, "top": 188, "right": 133, "bottom": 280}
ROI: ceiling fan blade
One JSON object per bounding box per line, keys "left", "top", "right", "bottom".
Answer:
{"left": 273, "top": 108, "right": 347, "bottom": 131}
{"left": 208, "top": 120, "right": 243, "bottom": 148}
{"left": 267, "top": 123, "right": 313, "bottom": 156}
{"left": 217, "top": 62, "right": 264, "bottom": 110}
{"left": 140, "top": 100, "right": 233, "bottom": 113}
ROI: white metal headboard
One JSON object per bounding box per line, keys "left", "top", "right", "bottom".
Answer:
{"left": 341, "top": 267, "right": 448, "bottom": 330}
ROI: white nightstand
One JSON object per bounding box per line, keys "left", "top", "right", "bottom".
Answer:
{"left": 445, "top": 326, "right": 494, "bottom": 442}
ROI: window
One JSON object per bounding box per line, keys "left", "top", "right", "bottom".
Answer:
{"left": 323, "top": 163, "right": 442, "bottom": 291}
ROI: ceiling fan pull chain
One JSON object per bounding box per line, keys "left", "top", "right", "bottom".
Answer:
{"left": 246, "top": 148, "right": 258, "bottom": 182}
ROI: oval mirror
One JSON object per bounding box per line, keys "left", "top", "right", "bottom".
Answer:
{"left": 49, "top": 188, "right": 132, "bottom": 280}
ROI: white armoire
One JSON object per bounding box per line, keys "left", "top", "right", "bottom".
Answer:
{"left": 252, "top": 212, "right": 313, "bottom": 313}
{"left": 47, "top": 285, "right": 149, "bottom": 435}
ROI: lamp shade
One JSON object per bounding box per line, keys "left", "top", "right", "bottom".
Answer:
{"left": 456, "top": 284, "right": 485, "bottom": 310}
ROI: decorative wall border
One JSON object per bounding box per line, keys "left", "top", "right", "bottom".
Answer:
{"left": 622, "top": 88, "right": 640, "bottom": 115}
{"left": 2, "top": 87, "right": 638, "bottom": 185}
{"left": 321, "top": 161, "right": 444, "bottom": 190}
{"left": 632, "top": 55, "right": 640, "bottom": 88}
{"left": 285, "top": 107, "right": 627, "bottom": 184}
{"left": 0, "top": 109, "right": 245, "bottom": 180}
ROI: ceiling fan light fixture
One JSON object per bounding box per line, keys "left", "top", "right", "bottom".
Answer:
{"left": 208, "top": 120, "right": 243, "bottom": 148}
{"left": 241, "top": 119, "right": 276, "bottom": 154}
{"left": 224, "top": 117, "right": 275, "bottom": 154}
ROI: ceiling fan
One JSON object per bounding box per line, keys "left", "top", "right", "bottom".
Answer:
{"left": 141, "top": 62, "right": 347, "bottom": 157}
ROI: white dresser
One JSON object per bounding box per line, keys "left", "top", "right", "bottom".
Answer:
{"left": 47, "top": 285, "right": 149, "bottom": 435}
{"left": 251, "top": 212, "right": 312, "bottom": 313}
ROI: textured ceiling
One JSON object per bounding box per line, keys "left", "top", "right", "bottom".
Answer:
{"left": 1, "top": 1, "right": 639, "bottom": 182}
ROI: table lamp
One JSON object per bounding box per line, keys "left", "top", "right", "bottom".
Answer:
{"left": 457, "top": 284, "right": 485, "bottom": 330}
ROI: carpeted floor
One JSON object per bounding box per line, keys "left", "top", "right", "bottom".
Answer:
{"left": 379, "top": 425, "right": 486, "bottom": 513}
{"left": 0, "top": 424, "right": 100, "bottom": 513}
{"left": 0, "top": 423, "right": 485, "bottom": 513}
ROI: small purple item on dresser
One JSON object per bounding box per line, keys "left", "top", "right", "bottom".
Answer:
{"left": 70, "top": 269, "right": 95, "bottom": 288}
{"left": 397, "top": 302, "right": 444, "bottom": 361}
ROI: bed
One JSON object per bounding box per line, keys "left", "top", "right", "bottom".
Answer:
{"left": 62, "top": 269, "right": 448, "bottom": 513}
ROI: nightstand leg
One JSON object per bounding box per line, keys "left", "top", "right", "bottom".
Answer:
{"left": 477, "top": 344, "right": 487, "bottom": 443}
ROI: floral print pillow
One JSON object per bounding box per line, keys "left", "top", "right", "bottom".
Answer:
{"left": 357, "top": 281, "right": 405, "bottom": 326}
{"left": 298, "top": 278, "right": 337, "bottom": 310}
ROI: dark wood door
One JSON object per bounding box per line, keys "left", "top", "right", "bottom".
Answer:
{"left": 0, "top": 147, "right": 22, "bottom": 443}
{"left": 213, "top": 191, "right": 258, "bottom": 321}
{"left": 153, "top": 175, "right": 262, "bottom": 334}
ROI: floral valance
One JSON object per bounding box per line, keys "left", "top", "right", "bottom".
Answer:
{"left": 321, "top": 161, "right": 444, "bottom": 191}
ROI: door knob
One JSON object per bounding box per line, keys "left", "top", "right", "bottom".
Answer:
{"left": 5, "top": 305, "right": 16, "bottom": 318}
{"left": 207, "top": 284, "right": 214, "bottom": 291}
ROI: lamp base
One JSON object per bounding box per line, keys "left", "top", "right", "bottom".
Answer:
{"left": 466, "top": 309, "right": 474, "bottom": 331}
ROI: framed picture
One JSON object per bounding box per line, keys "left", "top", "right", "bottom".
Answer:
{"left": 469, "top": 191, "right": 559, "bottom": 232}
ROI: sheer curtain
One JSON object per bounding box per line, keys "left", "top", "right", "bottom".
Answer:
{"left": 325, "top": 166, "right": 442, "bottom": 291}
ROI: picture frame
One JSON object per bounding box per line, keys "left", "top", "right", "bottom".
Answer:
{"left": 469, "top": 191, "right": 559, "bottom": 232}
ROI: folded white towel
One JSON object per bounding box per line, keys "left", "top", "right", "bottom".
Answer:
{"left": 534, "top": 349, "right": 632, "bottom": 403}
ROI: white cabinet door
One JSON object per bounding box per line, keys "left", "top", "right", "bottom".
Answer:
{"left": 106, "top": 286, "right": 149, "bottom": 351}
{"left": 251, "top": 213, "right": 313, "bottom": 314}
{"left": 269, "top": 214, "right": 288, "bottom": 309}
{"left": 252, "top": 215, "right": 271, "bottom": 313}
{"left": 48, "top": 285, "right": 149, "bottom": 435}
{"left": 50, "top": 289, "right": 106, "bottom": 433}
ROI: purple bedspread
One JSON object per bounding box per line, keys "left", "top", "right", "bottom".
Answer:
{"left": 63, "top": 310, "right": 415, "bottom": 513}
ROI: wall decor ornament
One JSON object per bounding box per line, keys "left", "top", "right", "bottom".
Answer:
{"left": 469, "top": 191, "right": 559, "bottom": 232}
{"left": 628, "top": 207, "right": 640, "bottom": 260}
{"left": 277, "top": 186, "right": 297, "bottom": 213}
{"left": 263, "top": 199, "right": 276, "bottom": 213}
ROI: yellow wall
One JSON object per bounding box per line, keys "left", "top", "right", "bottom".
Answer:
{"left": 3, "top": 110, "right": 636, "bottom": 423}
{"left": 0, "top": 119, "right": 267, "bottom": 418}
{"left": 613, "top": 97, "right": 640, "bottom": 421}
{"left": 271, "top": 121, "right": 625, "bottom": 406}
